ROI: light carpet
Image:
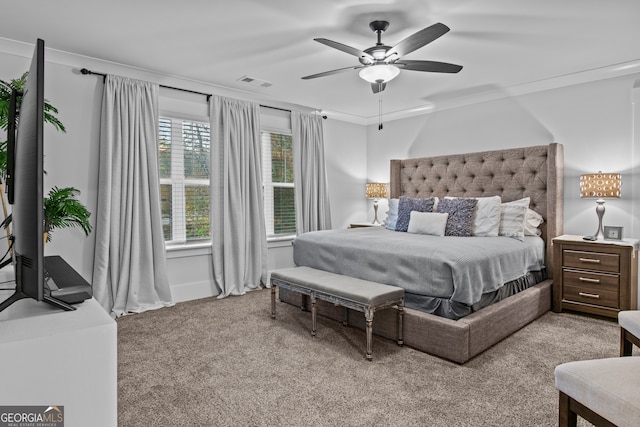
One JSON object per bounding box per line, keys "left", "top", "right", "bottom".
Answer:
{"left": 117, "top": 288, "right": 622, "bottom": 426}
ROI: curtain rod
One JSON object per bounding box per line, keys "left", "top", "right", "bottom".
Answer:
{"left": 81, "top": 68, "right": 211, "bottom": 100}
{"left": 259, "top": 104, "right": 290, "bottom": 113}
{"left": 80, "top": 68, "right": 325, "bottom": 118}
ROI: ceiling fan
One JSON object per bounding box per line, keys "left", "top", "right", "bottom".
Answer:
{"left": 302, "top": 21, "right": 463, "bottom": 93}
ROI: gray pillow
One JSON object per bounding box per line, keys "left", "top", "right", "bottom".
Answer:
{"left": 395, "top": 196, "right": 436, "bottom": 232}
{"left": 436, "top": 197, "right": 478, "bottom": 237}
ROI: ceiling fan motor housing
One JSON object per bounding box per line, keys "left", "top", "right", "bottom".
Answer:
{"left": 301, "top": 20, "right": 461, "bottom": 94}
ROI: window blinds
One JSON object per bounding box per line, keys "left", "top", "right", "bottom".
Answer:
{"left": 159, "top": 117, "right": 211, "bottom": 243}
{"left": 261, "top": 131, "right": 295, "bottom": 237}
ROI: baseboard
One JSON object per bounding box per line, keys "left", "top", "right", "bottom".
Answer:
{"left": 170, "top": 280, "right": 219, "bottom": 303}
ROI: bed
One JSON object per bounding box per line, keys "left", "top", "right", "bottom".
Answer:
{"left": 279, "top": 143, "right": 564, "bottom": 363}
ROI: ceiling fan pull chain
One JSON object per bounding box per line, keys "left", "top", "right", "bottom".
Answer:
{"left": 378, "top": 88, "right": 383, "bottom": 130}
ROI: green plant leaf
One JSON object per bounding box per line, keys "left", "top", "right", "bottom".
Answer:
{"left": 43, "top": 186, "right": 92, "bottom": 242}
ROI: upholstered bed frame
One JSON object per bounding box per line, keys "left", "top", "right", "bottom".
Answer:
{"left": 282, "top": 143, "right": 564, "bottom": 363}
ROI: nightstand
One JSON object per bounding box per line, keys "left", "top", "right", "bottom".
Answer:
{"left": 552, "top": 234, "right": 639, "bottom": 318}
{"left": 349, "top": 222, "right": 383, "bottom": 229}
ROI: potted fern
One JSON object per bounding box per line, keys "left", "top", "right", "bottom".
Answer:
{"left": 43, "top": 187, "right": 92, "bottom": 243}
{"left": 0, "top": 74, "right": 92, "bottom": 244}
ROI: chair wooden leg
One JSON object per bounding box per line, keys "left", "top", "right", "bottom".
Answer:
{"left": 620, "top": 327, "right": 640, "bottom": 356}
{"left": 621, "top": 328, "right": 633, "bottom": 356}
{"left": 559, "top": 392, "right": 577, "bottom": 427}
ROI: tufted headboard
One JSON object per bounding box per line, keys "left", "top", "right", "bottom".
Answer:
{"left": 390, "top": 143, "right": 564, "bottom": 275}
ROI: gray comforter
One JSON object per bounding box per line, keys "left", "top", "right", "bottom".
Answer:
{"left": 292, "top": 227, "right": 545, "bottom": 306}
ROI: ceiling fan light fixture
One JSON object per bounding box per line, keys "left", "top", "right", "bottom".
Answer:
{"left": 359, "top": 64, "right": 400, "bottom": 83}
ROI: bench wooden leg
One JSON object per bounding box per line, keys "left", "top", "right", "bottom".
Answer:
{"left": 365, "top": 308, "right": 374, "bottom": 361}
{"left": 397, "top": 303, "right": 404, "bottom": 346}
{"left": 271, "top": 285, "right": 277, "bottom": 319}
{"left": 311, "top": 291, "right": 317, "bottom": 337}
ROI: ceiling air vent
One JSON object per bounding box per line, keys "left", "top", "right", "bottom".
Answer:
{"left": 237, "top": 75, "right": 273, "bottom": 88}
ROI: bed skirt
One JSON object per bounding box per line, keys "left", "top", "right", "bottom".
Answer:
{"left": 277, "top": 279, "right": 552, "bottom": 364}
{"left": 404, "top": 269, "right": 547, "bottom": 320}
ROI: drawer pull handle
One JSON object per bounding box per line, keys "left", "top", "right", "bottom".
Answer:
{"left": 578, "top": 292, "right": 600, "bottom": 299}
{"left": 579, "top": 258, "right": 601, "bottom": 264}
{"left": 579, "top": 277, "right": 601, "bottom": 284}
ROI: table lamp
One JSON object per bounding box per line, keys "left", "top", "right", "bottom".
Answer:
{"left": 580, "top": 172, "right": 621, "bottom": 240}
{"left": 365, "top": 182, "right": 389, "bottom": 224}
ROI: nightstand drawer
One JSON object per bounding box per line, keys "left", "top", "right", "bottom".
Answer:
{"left": 563, "top": 250, "right": 619, "bottom": 273}
{"left": 562, "top": 269, "right": 619, "bottom": 309}
{"left": 563, "top": 284, "right": 619, "bottom": 309}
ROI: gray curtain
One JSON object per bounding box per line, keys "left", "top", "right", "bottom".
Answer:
{"left": 291, "top": 111, "right": 332, "bottom": 233}
{"left": 92, "top": 75, "right": 173, "bottom": 317}
{"left": 210, "top": 95, "right": 267, "bottom": 297}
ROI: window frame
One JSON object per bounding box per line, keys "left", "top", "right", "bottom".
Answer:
{"left": 158, "top": 112, "right": 211, "bottom": 247}
{"left": 261, "top": 127, "right": 296, "bottom": 240}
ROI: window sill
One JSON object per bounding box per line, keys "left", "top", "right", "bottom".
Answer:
{"left": 267, "top": 235, "right": 295, "bottom": 248}
{"left": 164, "top": 236, "right": 294, "bottom": 257}
{"left": 165, "top": 242, "right": 212, "bottom": 259}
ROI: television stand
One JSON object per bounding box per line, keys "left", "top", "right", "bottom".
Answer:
{"left": 0, "top": 256, "right": 92, "bottom": 313}
{"left": 44, "top": 255, "right": 93, "bottom": 304}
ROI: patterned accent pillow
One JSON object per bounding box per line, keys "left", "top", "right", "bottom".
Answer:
{"left": 436, "top": 197, "right": 478, "bottom": 237}
{"left": 395, "top": 196, "right": 436, "bottom": 232}
{"left": 445, "top": 195, "right": 501, "bottom": 236}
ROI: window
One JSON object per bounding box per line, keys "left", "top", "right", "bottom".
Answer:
{"left": 159, "top": 116, "right": 211, "bottom": 244}
{"left": 261, "top": 131, "right": 296, "bottom": 237}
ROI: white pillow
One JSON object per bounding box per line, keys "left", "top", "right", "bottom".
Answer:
{"left": 384, "top": 199, "right": 399, "bottom": 230}
{"left": 503, "top": 197, "right": 544, "bottom": 236}
{"left": 444, "top": 196, "right": 501, "bottom": 236}
{"left": 499, "top": 204, "right": 527, "bottom": 241}
{"left": 524, "top": 208, "right": 544, "bottom": 236}
{"left": 407, "top": 211, "right": 449, "bottom": 236}
{"left": 503, "top": 197, "right": 530, "bottom": 208}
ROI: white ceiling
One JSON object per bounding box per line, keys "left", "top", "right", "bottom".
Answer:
{"left": 3, "top": 0, "right": 640, "bottom": 122}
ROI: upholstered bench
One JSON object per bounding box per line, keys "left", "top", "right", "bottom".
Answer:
{"left": 270, "top": 266, "right": 404, "bottom": 361}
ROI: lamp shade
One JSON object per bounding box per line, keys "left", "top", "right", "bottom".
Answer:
{"left": 580, "top": 172, "right": 621, "bottom": 198}
{"left": 365, "top": 182, "right": 389, "bottom": 199}
{"left": 359, "top": 65, "right": 400, "bottom": 83}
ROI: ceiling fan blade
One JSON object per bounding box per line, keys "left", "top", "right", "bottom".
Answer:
{"left": 314, "top": 38, "right": 374, "bottom": 62}
{"left": 371, "top": 81, "right": 386, "bottom": 94}
{"left": 385, "top": 23, "right": 450, "bottom": 60}
{"left": 301, "top": 65, "right": 364, "bottom": 80}
{"left": 396, "top": 60, "right": 462, "bottom": 73}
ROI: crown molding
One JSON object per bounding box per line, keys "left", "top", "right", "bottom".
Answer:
{"left": 3, "top": 37, "right": 639, "bottom": 127}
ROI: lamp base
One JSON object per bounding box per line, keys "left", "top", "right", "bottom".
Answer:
{"left": 584, "top": 198, "right": 606, "bottom": 241}
{"left": 371, "top": 199, "right": 380, "bottom": 224}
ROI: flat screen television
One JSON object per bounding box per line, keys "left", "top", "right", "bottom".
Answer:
{"left": 0, "top": 39, "right": 75, "bottom": 313}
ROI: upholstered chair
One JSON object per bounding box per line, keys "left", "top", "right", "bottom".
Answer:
{"left": 554, "top": 310, "right": 640, "bottom": 426}
{"left": 619, "top": 310, "right": 640, "bottom": 356}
